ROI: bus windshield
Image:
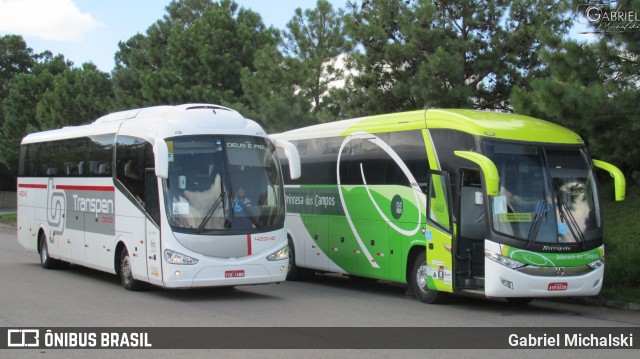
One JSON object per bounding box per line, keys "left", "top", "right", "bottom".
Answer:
{"left": 164, "top": 135, "right": 285, "bottom": 233}
{"left": 483, "top": 141, "right": 602, "bottom": 245}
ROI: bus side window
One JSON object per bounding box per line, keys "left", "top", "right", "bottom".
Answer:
{"left": 459, "top": 170, "right": 486, "bottom": 240}
{"left": 116, "top": 136, "right": 147, "bottom": 203}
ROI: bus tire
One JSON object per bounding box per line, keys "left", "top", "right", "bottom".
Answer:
{"left": 119, "top": 248, "right": 146, "bottom": 291}
{"left": 411, "top": 251, "right": 446, "bottom": 304}
{"left": 39, "top": 232, "right": 59, "bottom": 269}
{"left": 286, "top": 236, "right": 312, "bottom": 281}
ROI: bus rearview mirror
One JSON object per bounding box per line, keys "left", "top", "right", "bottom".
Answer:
{"left": 273, "top": 138, "right": 301, "bottom": 180}
{"left": 454, "top": 151, "right": 500, "bottom": 197}
{"left": 593, "top": 159, "right": 625, "bottom": 201}
{"left": 154, "top": 140, "right": 169, "bottom": 179}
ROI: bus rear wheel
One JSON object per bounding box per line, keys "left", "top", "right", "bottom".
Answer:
{"left": 411, "top": 251, "right": 446, "bottom": 304}
{"left": 286, "top": 237, "right": 313, "bottom": 281}
{"left": 39, "top": 232, "right": 59, "bottom": 269}
{"left": 119, "top": 248, "right": 146, "bottom": 291}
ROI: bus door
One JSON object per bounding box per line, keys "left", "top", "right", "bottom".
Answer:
{"left": 425, "top": 170, "right": 454, "bottom": 293}
{"left": 457, "top": 169, "right": 486, "bottom": 288}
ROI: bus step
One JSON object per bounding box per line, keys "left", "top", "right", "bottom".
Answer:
{"left": 460, "top": 276, "right": 484, "bottom": 288}
{"left": 460, "top": 288, "right": 486, "bottom": 297}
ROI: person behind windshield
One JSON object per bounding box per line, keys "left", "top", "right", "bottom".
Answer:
{"left": 234, "top": 186, "right": 251, "bottom": 210}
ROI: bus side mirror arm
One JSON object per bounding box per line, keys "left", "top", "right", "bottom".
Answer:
{"left": 154, "top": 140, "right": 169, "bottom": 179}
{"left": 273, "top": 138, "right": 301, "bottom": 180}
{"left": 454, "top": 151, "right": 500, "bottom": 197}
{"left": 593, "top": 159, "right": 625, "bottom": 201}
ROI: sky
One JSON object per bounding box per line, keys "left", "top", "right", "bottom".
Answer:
{"left": 0, "top": 0, "right": 592, "bottom": 73}
{"left": 0, "top": 0, "right": 349, "bottom": 72}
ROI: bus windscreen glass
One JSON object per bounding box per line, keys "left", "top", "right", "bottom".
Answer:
{"left": 483, "top": 141, "right": 601, "bottom": 244}
{"left": 165, "top": 135, "right": 284, "bottom": 233}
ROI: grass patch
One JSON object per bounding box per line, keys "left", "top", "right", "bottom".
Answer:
{"left": 598, "top": 287, "right": 640, "bottom": 304}
{"left": 598, "top": 184, "right": 640, "bottom": 304}
{"left": 0, "top": 212, "right": 16, "bottom": 225}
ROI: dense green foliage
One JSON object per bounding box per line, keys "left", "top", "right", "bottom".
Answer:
{"left": 513, "top": 0, "right": 640, "bottom": 183}
{"left": 601, "top": 186, "right": 640, "bottom": 289}
{"left": 112, "top": 0, "right": 277, "bottom": 109}
{"left": 329, "top": 0, "right": 571, "bottom": 117}
{"left": 1, "top": 0, "right": 638, "bottom": 186}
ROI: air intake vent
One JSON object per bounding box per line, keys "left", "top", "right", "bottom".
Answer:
{"left": 185, "top": 105, "right": 232, "bottom": 114}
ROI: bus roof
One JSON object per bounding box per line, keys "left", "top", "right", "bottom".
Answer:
{"left": 21, "top": 104, "right": 267, "bottom": 145}
{"left": 276, "top": 109, "right": 584, "bottom": 145}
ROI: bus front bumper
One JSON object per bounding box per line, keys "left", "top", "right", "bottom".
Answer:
{"left": 484, "top": 259, "right": 604, "bottom": 298}
{"left": 162, "top": 262, "right": 289, "bottom": 288}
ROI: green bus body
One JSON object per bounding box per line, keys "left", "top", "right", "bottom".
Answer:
{"left": 274, "top": 109, "right": 625, "bottom": 303}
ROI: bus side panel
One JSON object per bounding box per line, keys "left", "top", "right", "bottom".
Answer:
{"left": 16, "top": 182, "right": 40, "bottom": 253}
{"left": 389, "top": 229, "right": 409, "bottom": 283}
{"left": 345, "top": 185, "right": 424, "bottom": 282}
{"left": 146, "top": 219, "right": 163, "bottom": 286}
{"left": 62, "top": 203, "right": 84, "bottom": 263}
{"left": 116, "top": 214, "right": 148, "bottom": 281}
{"left": 328, "top": 216, "right": 356, "bottom": 274}
{"left": 17, "top": 206, "right": 35, "bottom": 251}
{"left": 301, "top": 216, "right": 330, "bottom": 272}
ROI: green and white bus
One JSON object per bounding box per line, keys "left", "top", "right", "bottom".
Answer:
{"left": 274, "top": 109, "right": 625, "bottom": 303}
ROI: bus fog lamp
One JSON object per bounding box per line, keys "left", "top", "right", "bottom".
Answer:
{"left": 267, "top": 246, "right": 289, "bottom": 261}
{"left": 164, "top": 249, "right": 199, "bottom": 265}
{"left": 501, "top": 278, "right": 514, "bottom": 290}
{"left": 485, "top": 250, "right": 526, "bottom": 269}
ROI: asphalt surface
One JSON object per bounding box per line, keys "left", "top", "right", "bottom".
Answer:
{"left": 1, "top": 225, "right": 638, "bottom": 358}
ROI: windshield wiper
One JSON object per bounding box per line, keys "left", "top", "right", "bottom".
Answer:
{"left": 232, "top": 195, "right": 264, "bottom": 230}
{"left": 558, "top": 201, "right": 586, "bottom": 246}
{"left": 526, "top": 200, "right": 547, "bottom": 248}
{"left": 555, "top": 184, "right": 586, "bottom": 247}
{"left": 196, "top": 191, "right": 225, "bottom": 233}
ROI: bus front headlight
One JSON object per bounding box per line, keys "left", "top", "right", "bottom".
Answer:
{"left": 164, "top": 249, "right": 199, "bottom": 265}
{"left": 485, "top": 250, "right": 526, "bottom": 269}
{"left": 588, "top": 258, "right": 604, "bottom": 269}
{"left": 267, "top": 246, "right": 289, "bottom": 261}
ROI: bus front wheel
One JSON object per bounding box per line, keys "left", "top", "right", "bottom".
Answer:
{"left": 411, "top": 252, "right": 446, "bottom": 304}
{"left": 119, "top": 248, "right": 146, "bottom": 291}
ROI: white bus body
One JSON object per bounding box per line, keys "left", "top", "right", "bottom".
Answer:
{"left": 17, "top": 104, "right": 300, "bottom": 290}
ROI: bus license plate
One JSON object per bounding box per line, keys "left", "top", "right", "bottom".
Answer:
{"left": 225, "top": 270, "right": 245, "bottom": 278}
{"left": 547, "top": 282, "right": 568, "bottom": 291}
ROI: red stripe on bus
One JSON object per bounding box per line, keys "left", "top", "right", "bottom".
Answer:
{"left": 55, "top": 185, "right": 115, "bottom": 192}
{"left": 247, "top": 233, "right": 252, "bottom": 256}
{"left": 18, "top": 184, "right": 47, "bottom": 189}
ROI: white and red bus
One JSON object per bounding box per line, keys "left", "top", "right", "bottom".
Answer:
{"left": 17, "top": 104, "right": 300, "bottom": 290}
